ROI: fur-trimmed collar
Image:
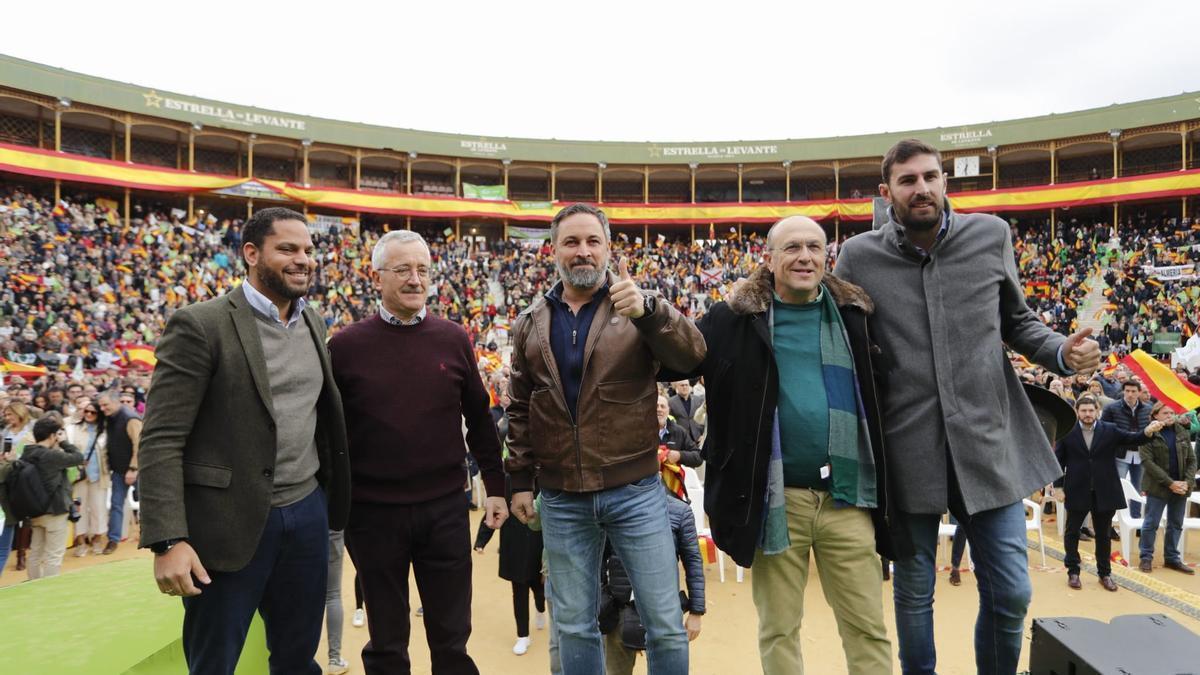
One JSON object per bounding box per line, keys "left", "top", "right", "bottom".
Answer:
{"left": 726, "top": 267, "right": 874, "bottom": 316}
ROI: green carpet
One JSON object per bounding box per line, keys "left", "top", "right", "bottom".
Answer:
{"left": 0, "top": 558, "right": 267, "bottom": 674}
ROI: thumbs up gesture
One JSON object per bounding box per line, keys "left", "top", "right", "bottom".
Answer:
{"left": 1061, "top": 327, "right": 1101, "bottom": 375}
{"left": 611, "top": 256, "right": 646, "bottom": 319}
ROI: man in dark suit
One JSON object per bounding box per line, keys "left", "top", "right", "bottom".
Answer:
{"left": 1101, "top": 379, "right": 1152, "bottom": 518}
{"left": 1054, "top": 395, "right": 1161, "bottom": 591}
{"left": 667, "top": 380, "right": 705, "bottom": 445}
{"left": 657, "top": 394, "right": 701, "bottom": 468}
{"left": 139, "top": 207, "right": 351, "bottom": 674}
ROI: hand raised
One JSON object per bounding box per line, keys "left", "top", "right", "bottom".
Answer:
{"left": 1062, "top": 328, "right": 1101, "bottom": 374}
{"left": 610, "top": 256, "right": 645, "bottom": 319}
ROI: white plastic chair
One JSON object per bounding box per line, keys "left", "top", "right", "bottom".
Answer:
{"left": 1118, "top": 478, "right": 1147, "bottom": 563}
{"left": 1049, "top": 485, "right": 1067, "bottom": 538}
{"left": 1023, "top": 499, "right": 1047, "bottom": 567}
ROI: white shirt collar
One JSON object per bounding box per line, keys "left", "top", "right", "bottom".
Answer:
{"left": 241, "top": 279, "right": 306, "bottom": 328}
{"left": 380, "top": 305, "right": 427, "bottom": 326}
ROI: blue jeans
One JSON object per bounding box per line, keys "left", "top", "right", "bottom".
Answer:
{"left": 0, "top": 522, "right": 14, "bottom": 577}
{"left": 108, "top": 471, "right": 131, "bottom": 542}
{"left": 1115, "top": 461, "right": 1143, "bottom": 519}
{"left": 540, "top": 474, "right": 688, "bottom": 675}
{"left": 1140, "top": 494, "right": 1187, "bottom": 564}
{"left": 893, "top": 501, "right": 1032, "bottom": 675}
{"left": 182, "top": 487, "right": 329, "bottom": 675}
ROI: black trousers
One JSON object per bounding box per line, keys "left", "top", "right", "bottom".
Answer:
{"left": 345, "top": 490, "right": 478, "bottom": 675}
{"left": 513, "top": 578, "right": 547, "bottom": 637}
{"left": 1063, "top": 491, "right": 1116, "bottom": 577}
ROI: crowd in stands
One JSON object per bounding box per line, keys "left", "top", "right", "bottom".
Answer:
{"left": 1, "top": 181, "right": 1196, "bottom": 393}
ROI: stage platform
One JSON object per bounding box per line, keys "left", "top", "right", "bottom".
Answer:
{"left": 0, "top": 557, "right": 267, "bottom": 674}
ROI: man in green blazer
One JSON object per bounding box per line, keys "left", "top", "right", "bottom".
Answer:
{"left": 139, "top": 207, "right": 351, "bottom": 675}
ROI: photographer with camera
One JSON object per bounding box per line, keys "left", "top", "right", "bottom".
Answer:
{"left": 0, "top": 414, "right": 84, "bottom": 579}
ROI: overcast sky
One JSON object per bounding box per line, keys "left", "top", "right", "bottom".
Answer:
{"left": 6, "top": 0, "right": 1199, "bottom": 143}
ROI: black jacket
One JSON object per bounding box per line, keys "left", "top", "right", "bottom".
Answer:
{"left": 20, "top": 441, "right": 85, "bottom": 515}
{"left": 1053, "top": 421, "right": 1154, "bottom": 512}
{"left": 663, "top": 269, "right": 910, "bottom": 567}
{"left": 1100, "top": 399, "right": 1152, "bottom": 457}
{"left": 601, "top": 494, "right": 705, "bottom": 616}
{"left": 659, "top": 420, "right": 702, "bottom": 468}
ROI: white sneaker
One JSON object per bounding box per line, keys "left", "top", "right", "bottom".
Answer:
{"left": 535, "top": 611, "right": 547, "bottom": 630}
{"left": 328, "top": 657, "right": 349, "bottom": 674}
{"left": 513, "top": 636, "right": 532, "bottom": 655}
{"left": 352, "top": 608, "right": 365, "bottom": 627}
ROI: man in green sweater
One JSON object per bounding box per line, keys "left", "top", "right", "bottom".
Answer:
{"left": 669, "top": 215, "right": 897, "bottom": 674}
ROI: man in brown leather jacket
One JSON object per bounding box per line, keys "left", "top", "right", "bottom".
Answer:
{"left": 507, "top": 203, "right": 705, "bottom": 675}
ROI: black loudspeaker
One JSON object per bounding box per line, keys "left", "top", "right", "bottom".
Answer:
{"left": 1030, "top": 614, "right": 1200, "bottom": 675}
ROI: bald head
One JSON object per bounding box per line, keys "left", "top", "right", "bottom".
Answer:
{"left": 766, "top": 215, "right": 827, "bottom": 304}
{"left": 767, "top": 216, "right": 825, "bottom": 250}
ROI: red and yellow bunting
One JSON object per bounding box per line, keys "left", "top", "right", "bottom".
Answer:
{"left": 4, "top": 142, "right": 1200, "bottom": 223}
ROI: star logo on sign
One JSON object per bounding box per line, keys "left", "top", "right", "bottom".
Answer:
{"left": 649, "top": 146, "right": 662, "bottom": 159}
{"left": 143, "top": 90, "right": 163, "bottom": 108}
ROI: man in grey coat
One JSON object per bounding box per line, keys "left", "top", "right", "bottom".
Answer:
{"left": 835, "top": 139, "right": 1100, "bottom": 675}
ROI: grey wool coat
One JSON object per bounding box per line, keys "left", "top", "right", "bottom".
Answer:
{"left": 834, "top": 204, "right": 1067, "bottom": 515}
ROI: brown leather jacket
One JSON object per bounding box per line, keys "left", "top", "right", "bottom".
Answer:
{"left": 506, "top": 274, "right": 706, "bottom": 493}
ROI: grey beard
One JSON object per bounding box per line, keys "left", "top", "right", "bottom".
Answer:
{"left": 557, "top": 262, "right": 604, "bottom": 289}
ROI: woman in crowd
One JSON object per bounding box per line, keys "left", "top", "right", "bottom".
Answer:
{"left": 2, "top": 401, "right": 37, "bottom": 573}
{"left": 474, "top": 481, "right": 546, "bottom": 656}
{"left": 66, "top": 397, "right": 107, "bottom": 557}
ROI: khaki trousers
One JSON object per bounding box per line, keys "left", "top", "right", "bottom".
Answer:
{"left": 751, "top": 488, "right": 891, "bottom": 675}
{"left": 28, "top": 513, "right": 70, "bottom": 580}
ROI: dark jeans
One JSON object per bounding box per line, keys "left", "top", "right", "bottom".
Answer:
{"left": 1141, "top": 494, "right": 1187, "bottom": 564}
{"left": 513, "top": 579, "right": 547, "bottom": 637}
{"left": 1063, "top": 492, "right": 1115, "bottom": 577}
{"left": 345, "top": 490, "right": 477, "bottom": 675}
{"left": 0, "top": 522, "right": 13, "bottom": 576}
{"left": 949, "top": 515, "right": 968, "bottom": 568}
{"left": 181, "top": 487, "right": 329, "bottom": 675}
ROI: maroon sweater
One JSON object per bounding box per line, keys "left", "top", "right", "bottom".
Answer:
{"left": 329, "top": 313, "right": 504, "bottom": 505}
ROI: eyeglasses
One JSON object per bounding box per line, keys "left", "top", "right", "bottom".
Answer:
{"left": 377, "top": 266, "right": 430, "bottom": 279}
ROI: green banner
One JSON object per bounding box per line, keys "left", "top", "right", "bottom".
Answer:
{"left": 1153, "top": 332, "right": 1182, "bottom": 354}
{"left": 509, "top": 225, "right": 551, "bottom": 240}
{"left": 462, "top": 183, "right": 507, "bottom": 201}
{"left": 516, "top": 201, "right": 554, "bottom": 210}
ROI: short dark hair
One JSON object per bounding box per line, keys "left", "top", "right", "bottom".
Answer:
{"left": 242, "top": 207, "right": 307, "bottom": 255}
{"left": 32, "top": 414, "right": 63, "bottom": 442}
{"left": 1121, "top": 378, "right": 1141, "bottom": 391}
{"left": 550, "top": 203, "right": 610, "bottom": 244}
{"left": 1075, "top": 395, "right": 1099, "bottom": 410}
{"left": 881, "top": 138, "right": 943, "bottom": 184}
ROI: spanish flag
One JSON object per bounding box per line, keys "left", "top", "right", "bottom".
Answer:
{"left": 123, "top": 344, "right": 157, "bottom": 369}
{"left": 1102, "top": 353, "right": 1120, "bottom": 376}
{"left": 1, "top": 359, "right": 48, "bottom": 377}
{"left": 698, "top": 533, "right": 718, "bottom": 565}
{"left": 658, "top": 446, "right": 688, "bottom": 502}
{"left": 1120, "top": 350, "right": 1200, "bottom": 413}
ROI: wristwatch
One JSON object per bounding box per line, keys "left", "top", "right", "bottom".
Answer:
{"left": 641, "top": 294, "right": 657, "bottom": 317}
{"left": 151, "top": 538, "right": 185, "bottom": 556}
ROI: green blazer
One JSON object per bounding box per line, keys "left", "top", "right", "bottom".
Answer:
{"left": 1139, "top": 422, "right": 1196, "bottom": 502}
{"left": 138, "top": 285, "right": 350, "bottom": 572}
